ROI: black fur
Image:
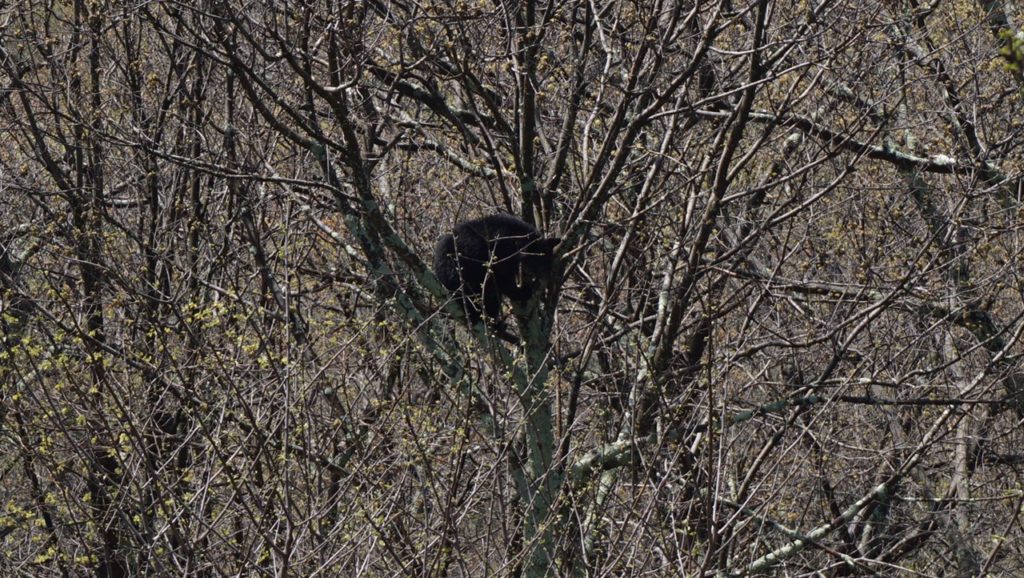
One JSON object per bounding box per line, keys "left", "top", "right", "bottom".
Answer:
{"left": 433, "top": 214, "right": 559, "bottom": 324}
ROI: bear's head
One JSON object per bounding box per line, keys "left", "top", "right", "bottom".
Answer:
{"left": 520, "top": 237, "right": 560, "bottom": 279}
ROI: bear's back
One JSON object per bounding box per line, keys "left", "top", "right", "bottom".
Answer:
{"left": 455, "top": 214, "right": 538, "bottom": 253}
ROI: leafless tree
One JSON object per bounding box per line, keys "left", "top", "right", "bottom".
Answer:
{"left": 2, "top": 0, "right": 1024, "bottom": 576}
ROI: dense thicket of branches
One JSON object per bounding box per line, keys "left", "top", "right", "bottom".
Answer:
{"left": 2, "top": 0, "right": 1024, "bottom": 576}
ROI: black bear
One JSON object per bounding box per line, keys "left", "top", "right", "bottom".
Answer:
{"left": 433, "top": 214, "right": 559, "bottom": 325}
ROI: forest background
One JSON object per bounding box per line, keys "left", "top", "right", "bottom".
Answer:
{"left": 3, "top": 0, "right": 1024, "bottom": 576}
